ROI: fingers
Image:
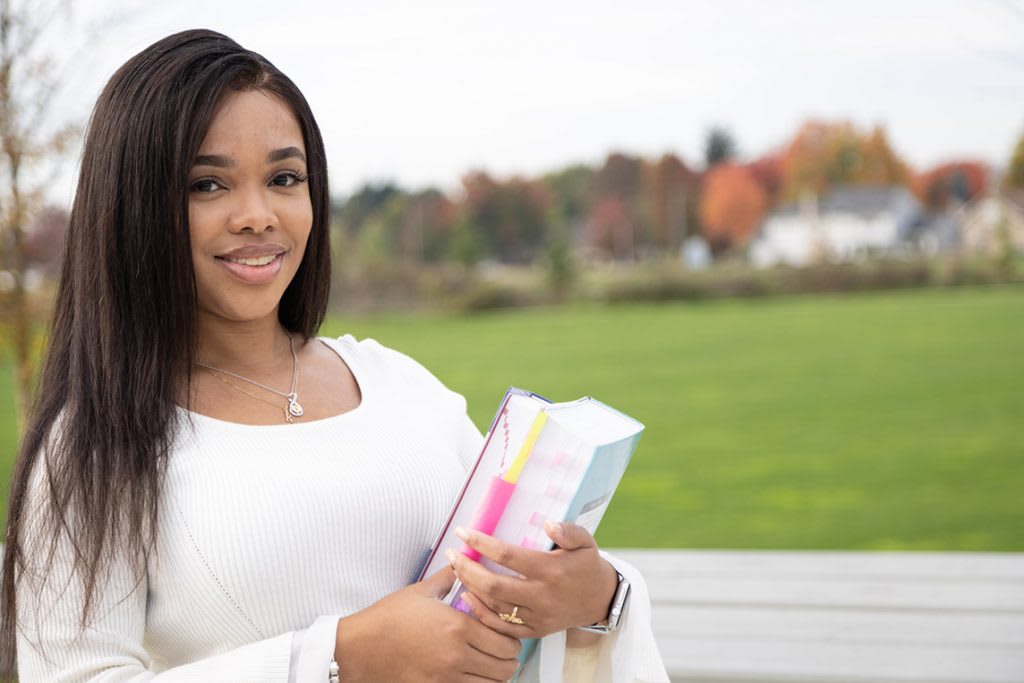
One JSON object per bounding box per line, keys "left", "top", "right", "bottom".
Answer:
{"left": 446, "top": 548, "right": 531, "bottom": 608}
{"left": 464, "top": 613, "right": 524, "bottom": 660}
{"left": 462, "top": 592, "right": 536, "bottom": 640}
{"left": 456, "top": 621, "right": 520, "bottom": 683}
{"left": 419, "top": 566, "right": 457, "bottom": 598}
{"left": 454, "top": 526, "right": 548, "bottom": 575}
{"left": 544, "top": 521, "right": 596, "bottom": 551}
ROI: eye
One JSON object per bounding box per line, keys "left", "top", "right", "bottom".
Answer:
{"left": 271, "top": 171, "right": 308, "bottom": 188}
{"left": 191, "top": 177, "right": 225, "bottom": 193}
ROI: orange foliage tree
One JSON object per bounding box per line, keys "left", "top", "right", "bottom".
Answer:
{"left": 699, "top": 163, "right": 767, "bottom": 254}
{"left": 745, "top": 153, "right": 784, "bottom": 207}
{"left": 781, "top": 120, "right": 909, "bottom": 201}
{"left": 913, "top": 161, "right": 988, "bottom": 210}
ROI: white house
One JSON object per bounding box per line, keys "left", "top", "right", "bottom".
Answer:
{"left": 749, "top": 186, "right": 922, "bottom": 268}
{"left": 956, "top": 191, "right": 1024, "bottom": 256}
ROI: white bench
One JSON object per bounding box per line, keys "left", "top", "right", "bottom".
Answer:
{"left": 611, "top": 549, "right": 1024, "bottom": 683}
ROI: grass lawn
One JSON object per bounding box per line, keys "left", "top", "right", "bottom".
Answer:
{"left": 2, "top": 285, "right": 1022, "bottom": 549}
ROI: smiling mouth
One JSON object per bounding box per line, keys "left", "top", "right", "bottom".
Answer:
{"left": 218, "top": 254, "right": 280, "bottom": 267}
{"left": 215, "top": 251, "right": 286, "bottom": 285}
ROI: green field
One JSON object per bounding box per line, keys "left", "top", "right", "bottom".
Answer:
{"left": 2, "top": 286, "right": 1022, "bottom": 549}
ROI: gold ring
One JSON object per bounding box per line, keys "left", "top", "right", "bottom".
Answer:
{"left": 499, "top": 604, "right": 525, "bottom": 625}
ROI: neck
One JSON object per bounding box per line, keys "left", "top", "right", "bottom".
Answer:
{"left": 195, "top": 312, "right": 293, "bottom": 375}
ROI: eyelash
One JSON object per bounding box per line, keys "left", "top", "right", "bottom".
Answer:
{"left": 189, "top": 171, "right": 309, "bottom": 193}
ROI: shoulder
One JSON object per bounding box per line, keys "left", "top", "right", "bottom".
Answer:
{"left": 319, "top": 334, "right": 465, "bottom": 406}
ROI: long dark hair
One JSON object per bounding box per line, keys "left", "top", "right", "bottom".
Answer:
{"left": 1, "top": 29, "right": 331, "bottom": 648}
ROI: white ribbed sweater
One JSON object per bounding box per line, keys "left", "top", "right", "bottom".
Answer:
{"left": 17, "top": 336, "right": 668, "bottom": 682}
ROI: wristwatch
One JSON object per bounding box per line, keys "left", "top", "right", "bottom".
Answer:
{"left": 577, "top": 570, "right": 630, "bottom": 634}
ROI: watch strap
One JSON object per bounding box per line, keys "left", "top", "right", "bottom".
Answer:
{"left": 577, "top": 571, "right": 630, "bottom": 634}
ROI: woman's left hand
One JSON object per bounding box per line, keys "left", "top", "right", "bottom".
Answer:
{"left": 445, "top": 521, "right": 619, "bottom": 639}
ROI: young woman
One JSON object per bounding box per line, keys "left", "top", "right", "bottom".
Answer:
{"left": 1, "top": 29, "right": 667, "bottom": 682}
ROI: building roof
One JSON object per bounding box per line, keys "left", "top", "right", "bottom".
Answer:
{"left": 770, "top": 185, "right": 919, "bottom": 219}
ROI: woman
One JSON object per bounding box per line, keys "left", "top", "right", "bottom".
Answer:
{"left": 1, "top": 29, "right": 667, "bottom": 682}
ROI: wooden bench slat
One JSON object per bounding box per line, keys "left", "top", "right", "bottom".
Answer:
{"left": 641, "top": 576, "right": 1024, "bottom": 612}
{"left": 608, "top": 549, "right": 1024, "bottom": 682}
{"left": 612, "top": 550, "right": 1024, "bottom": 581}
{"left": 664, "top": 638, "right": 1024, "bottom": 683}
{"left": 651, "top": 605, "right": 1024, "bottom": 646}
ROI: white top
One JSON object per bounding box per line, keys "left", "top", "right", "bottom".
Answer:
{"left": 16, "top": 336, "right": 668, "bottom": 682}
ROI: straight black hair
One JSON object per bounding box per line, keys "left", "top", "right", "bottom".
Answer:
{"left": 1, "top": 28, "right": 331, "bottom": 649}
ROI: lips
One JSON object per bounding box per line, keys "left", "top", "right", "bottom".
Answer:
{"left": 214, "top": 244, "right": 288, "bottom": 285}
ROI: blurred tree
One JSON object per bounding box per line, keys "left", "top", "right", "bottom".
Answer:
{"left": 543, "top": 211, "right": 575, "bottom": 300}
{"left": 699, "top": 163, "right": 767, "bottom": 255}
{"left": 540, "top": 165, "right": 590, "bottom": 296}
{"left": 354, "top": 193, "right": 409, "bottom": 267}
{"left": 24, "top": 205, "right": 68, "bottom": 273}
{"left": 704, "top": 127, "right": 737, "bottom": 169}
{"left": 587, "top": 196, "right": 634, "bottom": 260}
{"left": 780, "top": 120, "right": 909, "bottom": 201}
{"left": 746, "top": 153, "right": 784, "bottom": 207}
{"left": 0, "top": 0, "right": 80, "bottom": 431}
{"left": 461, "top": 171, "right": 550, "bottom": 263}
{"left": 448, "top": 213, "right": 484, "bottom": 269}
{"left": 401, "top": 189, "right": 458, "bottom": 263}
{"left": 335, "top": 181, "right": 403, "bottom": 240}
{"left": 1006, "top": 130, "right": 1024, "bottom": 189}
{"left": 647, "top": 153, "right": 699, "bottom": 250}
{"left": 587, "top": 153, "right": 648, "bottom": 259}
{"left": 541, "top": 163, "right": 593, "bottom": 239}
{"left": 913, "top": 161, "right": 988, "bottom": 210}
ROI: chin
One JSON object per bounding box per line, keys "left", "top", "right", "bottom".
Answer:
{"left": 200, "top": 298, "right": 284, "bottom": 325}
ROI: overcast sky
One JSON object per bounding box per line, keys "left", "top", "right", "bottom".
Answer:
{"left": 44, "top": 0, "right": 1024, "bottom": 202}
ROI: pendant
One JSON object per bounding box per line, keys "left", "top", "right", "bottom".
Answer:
{"left": 288, "top": 393, "right": 304, "bottom": 418}
{"left": 284, "top": 408, "right": 294, "bottom": 424}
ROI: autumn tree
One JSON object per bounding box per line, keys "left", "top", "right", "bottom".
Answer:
{"left": 460, "top": 171, "right": 550, "bottom": 263}
{"left": 586, "top": 153, "right": 648, "bottom": 259}
{"left": 0, "top": 0, "right": 80, "bottom": 430}
{"left": 780, "top": 120, "right": 909, "bottom": 201}
{"left": 913, "top": 161, "right": 988, "bottom": 210}
{"left": 647, "top": 153, "right": 699, "bottom": 251}
{"left": 587, "top": 196, "right": 633, "bottom": 259}
{"left": 745, "top": 153, "right": 784, "bottom": 208}
{"left": 699, "top": 163, "right": 767, "bottom": 255}
{"left": 402, "top": 188, "right": 458, "bottom": 263}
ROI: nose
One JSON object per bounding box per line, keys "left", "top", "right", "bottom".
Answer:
{"left": 228, "top": 185, "right": 276, "bottom": 234}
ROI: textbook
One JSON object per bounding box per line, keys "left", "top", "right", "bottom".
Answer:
{"left": 418, "top": 386, "right": 644, "bottom": 651}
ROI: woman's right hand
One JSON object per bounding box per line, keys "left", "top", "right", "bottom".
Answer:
{"left": 334, "top": 567, "right": 522, "bottom": 682}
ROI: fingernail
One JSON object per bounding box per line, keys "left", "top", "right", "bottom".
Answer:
{"left": 444, "top": 548, "right": 457, "bottom": 566}
{"left": 545, "top": 520, "right": 562, "bottom": 535}
{"left": 454, "top": 526, "right": 469, "bottom": 542}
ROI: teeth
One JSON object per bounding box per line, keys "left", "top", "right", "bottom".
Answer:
{"left": 224, "top": 254, "right": 278, "bottom": 267}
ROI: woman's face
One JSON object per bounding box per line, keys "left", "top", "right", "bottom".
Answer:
{"left": 188, "top": 89, "right": 312, "bottom": 327}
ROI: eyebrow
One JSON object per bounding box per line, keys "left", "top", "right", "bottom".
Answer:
{"left": 267, "top": 146, "right": 306, "bottom": 163}
{"left": 192, "top": 147, "right": 306, "bottom": 168}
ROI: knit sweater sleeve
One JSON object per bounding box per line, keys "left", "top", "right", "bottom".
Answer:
{"left": 15, "top": 463, "right": 307, "bottom": 683}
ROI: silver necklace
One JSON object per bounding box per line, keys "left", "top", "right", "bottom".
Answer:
{"left": 196, "top": 332, "right": 304, "bottom": 419}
